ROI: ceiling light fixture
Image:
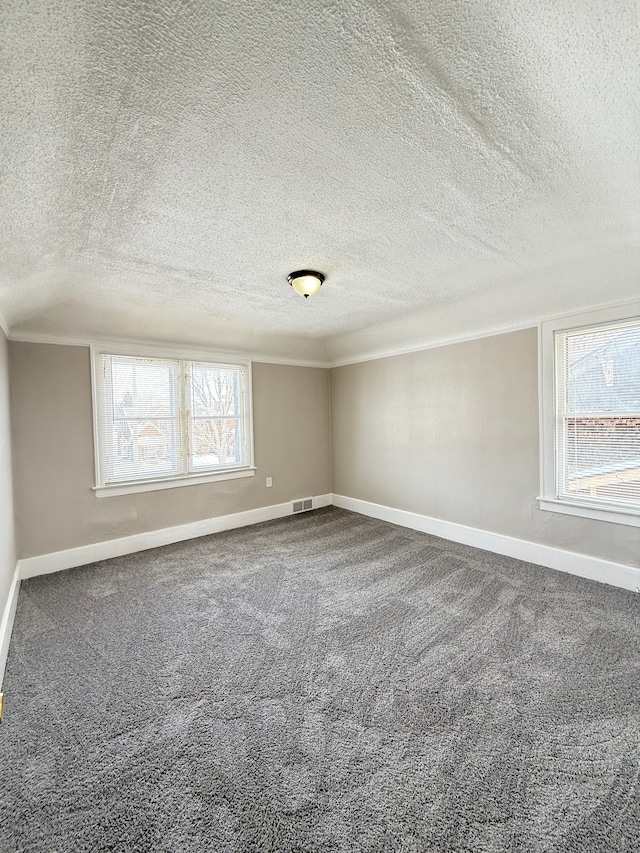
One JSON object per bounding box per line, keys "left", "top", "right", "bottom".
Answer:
{"left": 287, "top": 269, "right": 325, "bottom": 298}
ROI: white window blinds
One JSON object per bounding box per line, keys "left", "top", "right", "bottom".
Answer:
{"left": 96, "top": 354, "right": 249, "bottom": 486}
{"left": 555, "top": 318, "right": 640, "bottom": 510}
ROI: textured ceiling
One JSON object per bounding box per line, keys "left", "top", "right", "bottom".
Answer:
{"left": 1, "top": 0, "right": 639, "bottom": 365}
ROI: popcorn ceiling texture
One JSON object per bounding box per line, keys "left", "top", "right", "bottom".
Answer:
{"left": 1, "top": 1, "right": 639, "bottom": 363}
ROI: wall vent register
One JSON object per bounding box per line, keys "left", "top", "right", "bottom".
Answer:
{"left": 293, "top": 498, "right": 313, "bottom": 513}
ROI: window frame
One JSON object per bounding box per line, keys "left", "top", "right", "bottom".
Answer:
{"left": 538, "top": 302, "right": 640, "bottom": 528}
{"left": 91, "top": 344, "right": 255, "bottom": 498}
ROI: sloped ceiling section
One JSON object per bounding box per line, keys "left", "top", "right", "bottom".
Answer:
{"left": 1, "top": 1, "right": 639, "bottom": 365}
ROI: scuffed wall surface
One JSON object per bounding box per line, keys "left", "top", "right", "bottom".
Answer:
{"left": 10, "top": 342, "right": 331, "bottom": 557}
{"left": 331, "top": 327, "right": 640, "bottom": 568}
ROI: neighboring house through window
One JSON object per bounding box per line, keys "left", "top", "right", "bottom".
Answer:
{"left": 91, "top": 349, "right": 254, "bottom": 497}
{"left": 539, "top": 304, "right": 640, "bottom": 527}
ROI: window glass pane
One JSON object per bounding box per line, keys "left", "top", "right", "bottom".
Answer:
{"left": 97, "top": 355, "right": 250, "bottom": 486}
{"left": 111, "top": 359, "right": 176, "bottom": 419}
{"left": 102, "top": 357, "right": 180, "bottom": 482}
{"left": 563, "top": 417, "right": 640, "bottom": 505}
{"left": 566, "top": 324, "right": 640, "bottom": 413}
{"left": 557, "top": 319, "right": 640, "bottom": 509}
{"left": 190, "top": 417, "right": 243, "bottom": 469}
{"left": 191, "top": 366, "right": 240, "bottom": 417}
{"left": 108, "top": 418, "right": 179, "bottom": 481}
{"left": 188, "top": 363, "right": 246, "bottom": 472}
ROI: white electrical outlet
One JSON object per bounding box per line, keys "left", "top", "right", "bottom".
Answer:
{"left": 266, "top": 477, "right": 272, "bottom": 488}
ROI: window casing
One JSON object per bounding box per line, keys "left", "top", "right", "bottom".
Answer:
{"left": 539, "top": 304, "right": 640, "bottom": 527}
{"left": 92, "top": 349, "right": 254, "bottom": 497}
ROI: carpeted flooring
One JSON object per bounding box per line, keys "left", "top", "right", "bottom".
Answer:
{"left": 1, "top": 507, "right": 639, "bottom": 852}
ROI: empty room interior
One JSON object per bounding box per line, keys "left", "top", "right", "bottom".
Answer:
{"left": 1, "top": 1, "right": 639, "bottom": 850}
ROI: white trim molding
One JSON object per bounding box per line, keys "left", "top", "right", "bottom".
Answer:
{"left": 94, "top": 467, "right": 256, "bottom": 498}
{"left": 8, "top": 296, "right": 640, "bottom": 371}
{"left": 18, "top": 494, "right": 333, "bottom": 579}
{"left": 0, "top": 564, "right": 20, "bottom": 688}
{"left": 332, "top": 494, "right": 640, "bottom": 593}
{"left": 539, "top": 301, "right": 640, "bottom": 529}
{"left": 537, "top": 497, "right": 640, "bottom": 528}
{"left": 10, "top": 490, "right": 638, "bottom": 686}
{"left": 328, "top": 322, "right": 538, "bottom": 368}
{"left": 8, "top": 330, "right": 330, "bottom": 369}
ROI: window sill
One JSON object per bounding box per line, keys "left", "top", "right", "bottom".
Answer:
{"left": 94, "top": 467, "right": 256, "bottom": 498}
{"left": 537, "top": 497, "right": 640, "bottom": 528}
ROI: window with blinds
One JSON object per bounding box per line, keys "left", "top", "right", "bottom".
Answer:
{"left": 554, "top": 317, "right": 640, "bottom": 511}
{"left": 95, "top": 353, "right": 250, "bottom": 487}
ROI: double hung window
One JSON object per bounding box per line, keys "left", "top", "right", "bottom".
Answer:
{"left": 92, "top": 351, "right": 253, "bottom": 496}
{"left": 539, "top": 306, "right": 640, "bottom": 526}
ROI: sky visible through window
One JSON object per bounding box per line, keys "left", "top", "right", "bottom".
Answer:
{"left": 561, "top": 322, "right": 640, "bottom": 506}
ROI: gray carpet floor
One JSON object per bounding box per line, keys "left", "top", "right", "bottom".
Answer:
{"left": 1, "top": 507, "right": 639, "bottom": 852}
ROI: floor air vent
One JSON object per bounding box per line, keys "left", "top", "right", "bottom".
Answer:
{"left": 292, "top": 498, "right": 313, "bottom": 514}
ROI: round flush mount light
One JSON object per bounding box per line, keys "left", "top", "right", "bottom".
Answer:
{"left": 287, "top": 269, "right": 325, "bottom": 298}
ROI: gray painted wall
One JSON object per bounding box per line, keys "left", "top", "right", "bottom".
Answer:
{"left": 10, "top": 343, "right": 331, "bottom": 557}
{"left": 331, "top": 328, "right": 640, "bottom": 568}
{"left": 0, "top": 330, "right": 16, "bottom": 624}
{"left": 9, "top": 330, "right": 640, "bottom": 569}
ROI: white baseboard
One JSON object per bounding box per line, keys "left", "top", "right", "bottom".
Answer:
{"left": 12, "top": 488, "right": 636, "bottom": 675}
{"left": 332, "top": 494, "right": 640, "bottom": 593}
{"left": 0, "top": 564, "right": 20, "bottom": 688}
{"left": 18, "top": 493, "right": 333, "bottom": 580}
